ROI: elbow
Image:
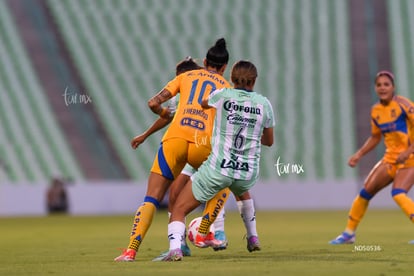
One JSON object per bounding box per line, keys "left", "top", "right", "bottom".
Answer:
{"left": 263, "top": 141, "right": 273, "bottom": 147}
{"left": 261, "top": 138, "right": 274, "bottom": 147}
{"left": 148, "top": 99, "right": 156, "bottom": 109}
{"left": 261, "top": 128, "right": 274, "bottom": 147}
{"left": 148, "top": 99, "right": 160, "bottom": 114}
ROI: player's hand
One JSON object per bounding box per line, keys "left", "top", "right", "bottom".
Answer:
{"left": 396, "top": 151, "right": 411, "bottom": 164}
{"left": 348, "top": 153, "right": 361, "bottom": 167}
{"left": 131, "top": 134, "right": 146, "bottom": 149}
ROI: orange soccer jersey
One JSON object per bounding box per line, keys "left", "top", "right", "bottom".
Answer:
{"left": 161, "top": 69, "right": 230, "bottom": 145}
{"left": 371, "top": 95, "right": 414, "bottom": 163}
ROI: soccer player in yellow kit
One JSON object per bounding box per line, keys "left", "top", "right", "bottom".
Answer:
{"left": 115, "top": 38, "right": 232, "bottom": 261}
{"left": 330, "top": 71, "right": 414, "bottom": 244}
{"left": 133, "top": 57, "right": 261, "bottom": 258}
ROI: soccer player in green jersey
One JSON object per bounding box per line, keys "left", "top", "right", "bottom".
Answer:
{"left": 161, "top": 60, "right": 275, "bottom": 261}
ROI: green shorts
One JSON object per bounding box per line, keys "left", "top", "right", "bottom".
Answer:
{"left": 191, "top": 162, "right": 257, "bottom": 202}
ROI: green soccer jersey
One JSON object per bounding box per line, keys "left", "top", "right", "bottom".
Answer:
{"left": 205, "top": 88, "right": 275, "bottom": 180}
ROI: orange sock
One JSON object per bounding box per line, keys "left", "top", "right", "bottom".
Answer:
{"left": 344, "top": 189, "right": 371, "bottom": 234}
{"left": 127, "top": 197, "right": 158, "bottom": 251}
{"left": 392, "top": 189, "right": 414, "bottom": 222}
{"left": 198, "top": 188, "right": 230, "bottom": 235}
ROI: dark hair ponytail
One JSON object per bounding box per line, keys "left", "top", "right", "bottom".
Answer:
{"left": 205, "top": 38, "right": 229, "bottom": 69}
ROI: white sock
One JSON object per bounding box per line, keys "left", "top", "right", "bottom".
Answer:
{"left": 169, "top": 212, "right": 188, "bottom": 246}
{"left": 213, "top": 208, "right": 225, "bottom": 232}
{"left": 237, "top": 199, "right": 257, "bottom": 237}
{"left": 168, "top": 221, "right": 186, "bottom": 250}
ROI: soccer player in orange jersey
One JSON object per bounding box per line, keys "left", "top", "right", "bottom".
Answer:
{"left": 132, "top": 57, "right": 261, "bottom": 258}
{"left": 115, "top": 38, "right": 232, "bottom": 262}
{"left": 330, "top": 71, "right": 414, "bottom": 244}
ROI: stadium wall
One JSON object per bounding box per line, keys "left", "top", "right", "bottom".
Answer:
{"left": 0, "top": 181, "right": 401, "bottom": 217}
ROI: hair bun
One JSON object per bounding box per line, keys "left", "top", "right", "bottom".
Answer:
{"left": 205, "top": 37, "right": 229, "bottom": 66}
{"left": 215, "top": 38, "right": 226, "bottom": 49}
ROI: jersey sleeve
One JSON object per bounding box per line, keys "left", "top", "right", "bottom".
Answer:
{"left": 396, "top": 96, "right": 414, "bottom": 124}
{"left": 166, "top": 95, "right": 179, "bottom": 118}
{"left": 163, "top": 74, "right": 182, "bottom": 97}
{"left": 370, "top": 106, "right": 381, "bottom": 135}
{"left": 263, "top": 97, "right": 276, "bottom": 128}
{"left": 207, "top": 88, "right": 226, "bottom": 108}
{"left": 371, "top": 119, "right": 381, "bottom": 135}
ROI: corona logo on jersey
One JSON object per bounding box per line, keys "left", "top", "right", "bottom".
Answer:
{"left": 223, "top": 100, "right": 261, "bottom": 114}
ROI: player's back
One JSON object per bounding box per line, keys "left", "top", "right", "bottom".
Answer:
{"left": 207, "top": 88, "right": 275, "bottom": 180}
{"left": 162, "top": 68, "right": 230, "bottom": 145}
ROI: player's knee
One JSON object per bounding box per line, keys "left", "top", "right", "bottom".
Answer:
{"left": 391, "top": 188, "right": 407, "bottom": 201}
{"left": 144, "top": 196, "right": 161, "bottom": 209}
{"left": 359, "top": 188, "right": 374, "bottom": 200}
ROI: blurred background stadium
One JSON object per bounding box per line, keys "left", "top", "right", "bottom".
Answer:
{"left": 1, "top": 0, "right": 414, "bottom": 215}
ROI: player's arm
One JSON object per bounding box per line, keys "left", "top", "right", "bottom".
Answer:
{"left": 261, "top": 127, "right": 274, "bottom": 147}
{"left": 148, "top": 89, "right": 173, "bottom": 118}
{"left": 348, "top": 132, "right": 381, "bottom": 167}
{"left": 131, "top": 117, "right": 173, "bottom": 149}
{"left": 201, "top": 98, "right": 212, "bottom": 109}
{"left": 201, "top": 88, "right": 223, "bottom": 109}
{"left": 397, "top": 140, "right": 414, "bottom": 164}
{"left": 396, "top": 98, "right": 414, "bottom": 163}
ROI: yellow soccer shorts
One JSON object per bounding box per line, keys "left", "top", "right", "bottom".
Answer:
{"left": 385, "top": 154, "right": 414, "bottom": 178}
{"left": 150, "top": 138, "right": 211, "bottom": 180}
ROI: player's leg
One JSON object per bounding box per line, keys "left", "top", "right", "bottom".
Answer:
{"left": 168, "top": 172, "right": 191, "bottom": 213}
{"left": 235, "top": 191, "right": 260, "bottom": 252}
{"left": 167, "top": 171, "right": 192, "bottom": 256}
{"left": 391, "top": 159, "right": 414, "bottom": 223}
{"left": 115, "top": 140, "right": 187, "bottom": 261}
{"left": 198, "top": 189, "right": 230, "bottom": 241}
{"left": 329, "top": 160, "right": 393, "bottom": 244}
{"left": 160, "top": 176, "right": 202, "bottom": 261}
{"left": 114, "top": 173, "right": 172, "bottom": 262}
{"left": 392, "top": 160, "right": 414, "bottom": 244}
{"left": 212, "top": 207, "right": 227, "bottom": 250}
{"left": 186, "top": 143, "right": 230, "bottom": 248}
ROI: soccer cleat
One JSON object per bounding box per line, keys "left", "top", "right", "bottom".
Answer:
{"left": 114, "top": 249, "right": 136, "bottom": 262}
{"left": 153, "top": 248, "right": 183, "bottom": 262}
{"left": 152, "top": 245, "right": 191, "bottom": 261}
{"left": 213, "top": 230, "right": 228, "bottom": 251}
{"left": 329, "top": 232, "right": 356, "bottom": 244}
{"left": 408, "top": 240, "right": 414, "bottom": 244}
{"left": 194, "top": 232, "right": 227, "bottom": 249}
{"left": 181, "top": 243, "right": 192, "bottom": 256}
{"left": 247, "top": 236, "right": 261, "bottom": 252}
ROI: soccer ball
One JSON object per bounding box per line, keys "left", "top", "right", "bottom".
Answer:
{"left": 187, "top": 216, "right": 215, "bottom": 245}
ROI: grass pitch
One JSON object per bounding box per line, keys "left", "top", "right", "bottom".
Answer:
{"left": 1, "top": 209, "right": 413, "bottom": 275}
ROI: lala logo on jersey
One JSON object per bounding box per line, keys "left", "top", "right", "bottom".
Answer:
{"left": 220, "top": 155, "right": 249, "bottom": 171}
{"left": 391, "top": 109, "right": 396, "bottom": 118}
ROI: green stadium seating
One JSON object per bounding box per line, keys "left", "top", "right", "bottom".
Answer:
{"left": 387, "top": 0, "right": 414, "bottom": 99}
{"left": 0, "top": 0, "right": 83, "bottom": 182}
{"left": 47, "top": 0, "right": 356, "bottom": 181}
